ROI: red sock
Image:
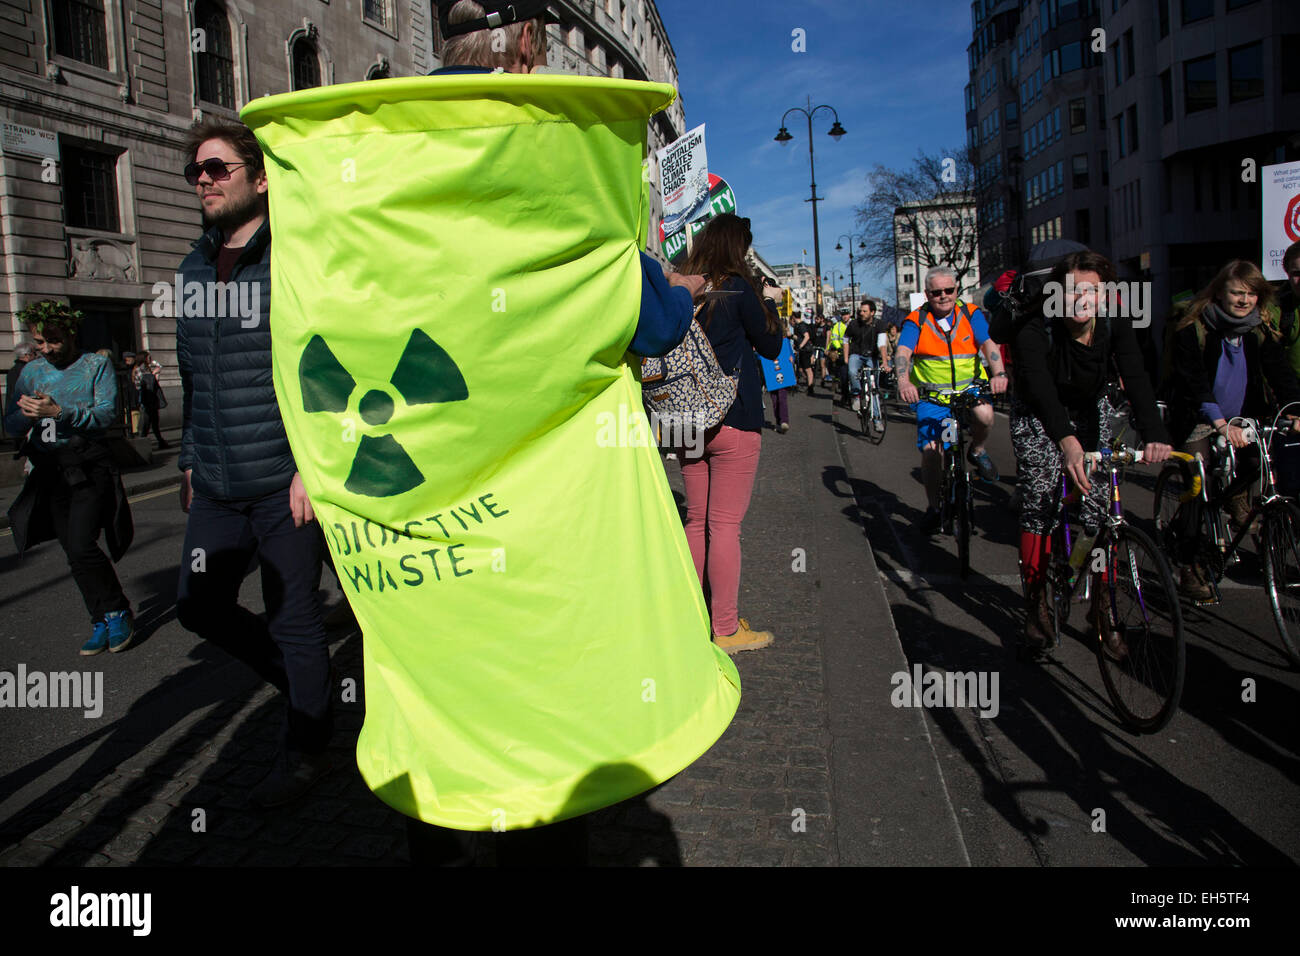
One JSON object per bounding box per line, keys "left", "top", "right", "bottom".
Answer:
{"left": 1019, "top": 531, "right": 1050, "bottom": 589}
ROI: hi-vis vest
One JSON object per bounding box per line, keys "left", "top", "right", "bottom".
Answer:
{"left": 242, "top": 75, "right": 740, "bottom": 831}
{"left": 906, "top": 300, "right": 984, "bottom": 398}
{"left": 829, "top": 321, "right": 847, "bottom": 351}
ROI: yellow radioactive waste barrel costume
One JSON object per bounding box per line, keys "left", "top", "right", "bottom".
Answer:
{"left": 241, "top": 74, "right": 740, "bottom": 830}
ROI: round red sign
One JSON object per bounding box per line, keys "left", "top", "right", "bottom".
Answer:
{"left": 1287, "top": 194, "right": 1300, "bottom": 243}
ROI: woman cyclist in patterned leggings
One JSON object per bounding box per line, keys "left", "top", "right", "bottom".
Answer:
{"left": 1010, "top": 251, "right": 1172, "bottom": 657}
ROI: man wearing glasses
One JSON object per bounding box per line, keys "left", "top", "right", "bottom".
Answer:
{"left": 172, "top": 119, "right": 332, "bottom": 807}
{"left": 894, "top": 266, "right": 1007, "bottom": 534}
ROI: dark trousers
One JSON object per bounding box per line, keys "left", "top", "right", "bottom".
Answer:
{"left": 770, "top": 387, "right": 789, "bottom": 425}
{"left": 138, "top": 401, "right": 166, "bottom": 443}
{"left": 176, "top": 486, "right": 332, "bottom": 753}
{"left": 406, "top": 816, "right": 589, "bottom": 867}
{"left": 46, "top": 466, "right": 130, "bottom": 621}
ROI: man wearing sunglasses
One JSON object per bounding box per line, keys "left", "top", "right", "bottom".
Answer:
{"left": 895, "top": 266, "right": 1007, "bottom": 534}
{"left": 173, "top": 118, "right": 332, "bottom": 808}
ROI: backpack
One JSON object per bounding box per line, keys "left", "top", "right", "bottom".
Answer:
{"left": 641, "top": 305, "right": 738, "bottom": 433}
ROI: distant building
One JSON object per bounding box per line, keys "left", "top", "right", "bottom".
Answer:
{"left": 0, "top": 0, "right": 683, "bottom": 417}
{"left": 965, "top": 0, "right": 1300, "bottom": 331}
{"left": 771, "top": 262, "right": 819, "bottom": 316}
{"left": 965, "top": 0, "right": 1110, "bottom": 286}
{"left": 1102, "top": 0, "right": 1300, "bottom": 321}
{"left": 892, "top": 196, "right": 981, "bottom": 309}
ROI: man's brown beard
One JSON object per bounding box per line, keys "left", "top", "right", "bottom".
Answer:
{"left": 210, "top": 188, "right": 266, "bottom": 233}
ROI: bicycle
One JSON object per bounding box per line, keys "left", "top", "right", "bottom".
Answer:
{"left": 1035, "top": 446, "right": 1186, "bottom": 732}
{"left": 1152, "top": 415, "right": 1300, "bottom": 667}
{"left": 856, "top": 361, "right": 887, "bottom": 443}
{"left": 925, "top": 384, "right": 992, "bottom": 579}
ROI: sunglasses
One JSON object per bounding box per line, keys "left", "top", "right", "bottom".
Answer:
{"left": 927, "top": 287, "right": 956, "bottom": 297}
{"left": 184, "top": 158, "right": 249, "bottom": 186}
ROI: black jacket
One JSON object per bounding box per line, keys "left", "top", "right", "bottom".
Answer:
{"left": 1166, "top": 314, "right": 1300, "bottom": 446}
{"left": 8, "top": 438, "right": 132, "bottom": 561}
{"left": 176, "top": 220, "right": 295, "bottom": 499}
{"left": 698, "top": 276, "right": 784, "bottom": 432}
{"left": 1013, "top": 312, "right": 1170, "bottom": 448}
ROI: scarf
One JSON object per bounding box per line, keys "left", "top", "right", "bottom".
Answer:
{"left": 1203, "top": 301, "right": 1262, "bottom": 340}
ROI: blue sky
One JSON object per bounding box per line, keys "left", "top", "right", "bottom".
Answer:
{"left": 657, "top": 0, "right": 973, "bottom": 299}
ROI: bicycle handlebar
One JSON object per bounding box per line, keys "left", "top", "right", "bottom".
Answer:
{"left": 1084, "top": 447, "right": 1144, "bottom": 467}
{"left": 920, "top": 384, "right": 993, "bottom": 402}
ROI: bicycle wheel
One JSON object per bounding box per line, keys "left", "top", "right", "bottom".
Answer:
{"left": 857, "top": 386, "right": 871, "bottom": 436}
{"left": 956, "top": 469, "right": 972, "bottom": 577}
{"left": 1094, "top": 523, "right": 1186, "bottom": 732}
{"left": 1261, "top": 500, "right": 1300, "bottom": 667}
{"left": 869, "top": 389, "right": 888, "bottom": 443}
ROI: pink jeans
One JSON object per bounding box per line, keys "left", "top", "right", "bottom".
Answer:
{"left": 679, "top": 425, "right": 762, "bottom": 637}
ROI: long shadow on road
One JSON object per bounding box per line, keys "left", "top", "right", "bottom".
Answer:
{"left": 825, "top": 441, "right": 1297, "bottom": 865}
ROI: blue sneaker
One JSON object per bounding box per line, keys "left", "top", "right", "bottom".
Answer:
{"left": 968, "top": 448, "right": 1000, "bottom": 483}
{"left": 81, "top": 620, "right": 109, "bottom": 656}
{"left": 105, "top": 609, "right": 135, "bottom": 653}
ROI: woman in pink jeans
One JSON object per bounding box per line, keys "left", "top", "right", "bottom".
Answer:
{"left": 677, "top": 214, "right": 785, "bottom": 653}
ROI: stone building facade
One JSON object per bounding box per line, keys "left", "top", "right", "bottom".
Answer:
{"left": 0, "top": 0, "right": 683, "bottom": 423}
{"left": 893, "top": 196, "right": 981, "bottom": 310}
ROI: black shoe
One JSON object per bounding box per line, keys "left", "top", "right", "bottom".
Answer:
{"left": 806, "top": 385, "right": 815, "bottom": 396}
{"left": 249, "top": 750, "right": 333, "bottom": 808}
{"left": 919, "top": 506, "right": 942, "bottom": 535}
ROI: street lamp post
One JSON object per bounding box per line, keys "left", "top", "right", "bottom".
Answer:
{"left": 835, "top": 232, "right": 867, "bottom": 308}
{"left": 775, "top": 97, "right": 846, "bottom": 317}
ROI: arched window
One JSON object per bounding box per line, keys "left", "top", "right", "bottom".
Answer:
{"left": 292, "top": 37, "right": 320, "bottom": 90}
{"left": 194, "top": 0, "right": 235, "bottom": 109}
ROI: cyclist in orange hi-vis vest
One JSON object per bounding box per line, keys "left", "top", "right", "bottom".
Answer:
{"left": 895, "top": 266, "right": 1008, "bottom": 534}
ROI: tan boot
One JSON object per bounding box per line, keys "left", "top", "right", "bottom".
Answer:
{"left": 1226, "top": 490, "right": 1258, "bottom": 536}
{"left": 1178, "top": 562, "right": 1214, "bottom": 603}
{"left": 714, "top": 618, "right": 774, "bottom": 654}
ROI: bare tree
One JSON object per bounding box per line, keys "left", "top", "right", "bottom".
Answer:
{"left": 853, "top": 147, "right": 994, "bottom": 293}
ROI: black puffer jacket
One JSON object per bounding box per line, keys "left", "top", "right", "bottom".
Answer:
{"left": 176, "top": 220, "right": 295, "bottom": 499}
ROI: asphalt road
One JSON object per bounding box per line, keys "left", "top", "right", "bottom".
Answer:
{"left": 831, "top": 387, "right": 1300, "bottom": 864}
{"left": 2, "top": 390, "right": 1297, "bottom": 867}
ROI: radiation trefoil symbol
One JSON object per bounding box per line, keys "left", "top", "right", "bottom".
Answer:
{"left": 299, "top": 330, "right": 468, "bottom": 498}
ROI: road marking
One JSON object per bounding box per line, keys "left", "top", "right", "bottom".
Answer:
{"left": 0, "top": 483, "right": 179, "bottom": 538}
{"left": 128, "top": 486, "right": 177, "bottom": 504}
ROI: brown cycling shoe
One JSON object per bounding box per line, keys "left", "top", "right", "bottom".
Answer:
{"left": 1019, "top": 582, "right": 1053, "bottom": 657}
{"left": 1177, "top": 563, "right": 1214, "bottom": 603}
{"left": 1226, "top": 490, "right": 1259, "bottom": 537}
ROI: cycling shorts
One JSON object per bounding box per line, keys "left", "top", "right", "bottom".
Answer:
{"left": 915, "top": 399, "right": 957, "bottom": 452}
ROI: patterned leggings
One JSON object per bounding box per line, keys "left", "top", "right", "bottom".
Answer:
{"left": 1010, "top": 396, "right": 1113, "bottom": 536}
